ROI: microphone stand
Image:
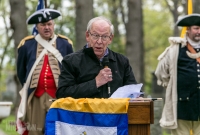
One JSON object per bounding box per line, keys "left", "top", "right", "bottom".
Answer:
{"left": 103, "top": 57, "right": 111, "bottom": 97}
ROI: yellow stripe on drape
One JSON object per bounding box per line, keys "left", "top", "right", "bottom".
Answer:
{"left": 50, "top": 97, "right": 129, "bottom": 113}
{"left": 180, "top": 0, "right": 193, "bottom": 37}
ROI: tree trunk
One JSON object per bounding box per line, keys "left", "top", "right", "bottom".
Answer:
{"left": 125, "top": 0, "right": 144, "bottom": 84}
{"left": 110, "top": 0, "right": 120, "bottom": 38}
{"left": 164, "top": 0, "right": 180, "bottom": 36}
{"left": 75, "top": 0, "right": 94, "bottom": 51}
{"left": 193, "top": 0, "right": 200, "bottom": 13}
{"left": 9, "top": 0, "right": 27, "bottom": 113}
{"left": 172, "top": 0, "right": 179, "bottom": 36}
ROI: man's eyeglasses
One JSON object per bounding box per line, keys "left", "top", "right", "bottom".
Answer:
{"left": 88, "top": 31, "right": 111, "bottom": 41}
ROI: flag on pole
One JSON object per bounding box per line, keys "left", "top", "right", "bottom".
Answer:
{"left": 180, "top": 0, "right": 193, "bottom": 37}
{"left": 32, "top": 0, "right": 44, "bottom": 35}
{"left": 45, "top": 98, "right": 129, "bottom": 135}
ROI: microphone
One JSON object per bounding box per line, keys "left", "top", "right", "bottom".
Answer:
{"left": 103, "top": 56, "right": 109, "bottom": 68}
{"left": 103, "top": 56, "right": 111, "bottom": 97}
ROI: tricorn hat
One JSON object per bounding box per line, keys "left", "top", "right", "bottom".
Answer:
{"left": 26, "top": 8, "right": 61, "bottom": 24}
{"left": 176, "top": 13, "right": 200, "bottom": 27}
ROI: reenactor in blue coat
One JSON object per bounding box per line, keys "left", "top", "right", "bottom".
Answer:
{"left": 16, "top": 8, "right": 73, "bottom": 135}
{"left": 155, "top": 14, "right": 200, "bottom": 135}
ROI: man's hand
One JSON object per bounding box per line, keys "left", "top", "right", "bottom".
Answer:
{"left": 95, "top": 68, "right": 112, "bottom": 88}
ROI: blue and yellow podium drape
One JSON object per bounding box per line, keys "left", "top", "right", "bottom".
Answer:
{"left": 45, "top": 98, "right": 129, "bottom": 135}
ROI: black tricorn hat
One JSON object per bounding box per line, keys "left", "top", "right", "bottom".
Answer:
{"left": 176, "top": 13, "right": 200, "bottom": 27}
{"left": 26, "top": 8, "right": 61, "bottom": 24}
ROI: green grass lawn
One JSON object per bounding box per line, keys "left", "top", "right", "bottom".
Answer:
{"left": 163, "top": 130, "right": 170, "bottom": 135}
{"left": 0, "top": 115, "right": 18, "bottom": 135}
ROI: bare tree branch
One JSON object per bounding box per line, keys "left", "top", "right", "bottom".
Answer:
{"left": 119, "top": 0, "right": 126, "bottom": 25}
{"left": 164, "top": 0, "right": 174, "bottom": 15}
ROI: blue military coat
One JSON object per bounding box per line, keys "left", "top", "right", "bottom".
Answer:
{"left": 17, "top": 34, "right": 73, "bottom": 95}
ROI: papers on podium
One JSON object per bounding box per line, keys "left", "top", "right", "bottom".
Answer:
{"left": 110, "top": 83, "right": 143, "bottom": 98}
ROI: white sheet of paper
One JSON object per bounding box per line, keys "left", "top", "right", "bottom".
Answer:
{"left": 110, "top": 83, "right": 143, "bottom": 98}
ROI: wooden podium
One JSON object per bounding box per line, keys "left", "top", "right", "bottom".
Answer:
{"left": 128, "top": 101, "right": 154, "bottom": 135}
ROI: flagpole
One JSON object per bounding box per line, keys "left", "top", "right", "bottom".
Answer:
{"left": 180, "top": 1, "right": 194, "bottom": 135}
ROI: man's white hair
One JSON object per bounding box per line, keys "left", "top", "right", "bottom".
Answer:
{"left": 86, "top": 16, "right": 114, "bottom": 35}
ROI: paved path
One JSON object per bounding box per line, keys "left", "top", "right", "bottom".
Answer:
{"left": 0, "top": 128, "right": 7, "bottom": 135}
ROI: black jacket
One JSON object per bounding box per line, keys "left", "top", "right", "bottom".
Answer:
{"left": 56, "top": 46, "right": 137, "bottom": 98}
{"left": 177, "top": 45, "right": 200, "bottom": 121}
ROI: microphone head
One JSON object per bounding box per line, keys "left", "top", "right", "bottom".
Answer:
{"left": 103, "top": 56, "right": 109, "bottom": 67}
